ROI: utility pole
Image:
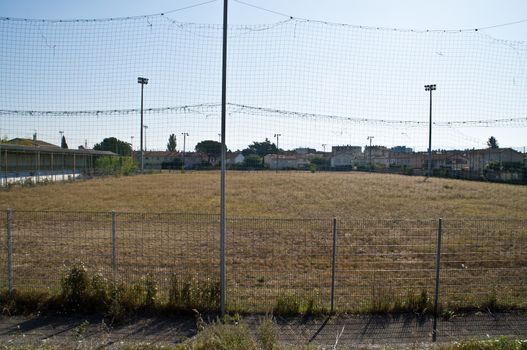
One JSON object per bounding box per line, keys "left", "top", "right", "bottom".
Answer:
{"left": 181, "top": 132, "right": 189, "bottom": 169}
{"left": 138, "top": 77, "right": 149, "bottom": 172}
{"left": 274, "top": 133, "right": 281, "bottom": 172}
{"left": 425, "top": 84, "right": 436, "bottom": 178}
{"left": 219, "top": 0, "right": 229, "bottom": 318}
{"left": 367, "top": 136, "right": 374, "bottom": 171}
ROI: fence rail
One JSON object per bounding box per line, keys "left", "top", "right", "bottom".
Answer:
{"left": 2, "top": 210, "right": 526, "bottom": 316}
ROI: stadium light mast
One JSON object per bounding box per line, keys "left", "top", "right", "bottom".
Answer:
{"left": 138, "top": 77, "right": 148, "bottom": 172}
{"left": 143, "top": 125, "right": 148, "bottom": 152}
{"left": 181, "top": 132, "right": 189, "bottom": 169}
{"left": 274, "top": 133, "right": 281, "bottom": 172}
{"left": 367, "top": 136, "right": 374, "bottom": 171}
{"left": 424, "top": 84, "right": 436, "bottom": 178}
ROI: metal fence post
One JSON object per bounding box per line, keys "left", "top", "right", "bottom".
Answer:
{"left": 432, "top": 218, "right": 443, "bottom": 342}
{"left": 6, "top": 209, "right": 13, "bottom": 295}
{"left": 111, "top": 210, "right": 116, "bottom": 275}
{"left": 330, "top": 217, "right": 337, "bottom": 313}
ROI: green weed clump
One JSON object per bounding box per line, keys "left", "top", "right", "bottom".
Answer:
{"left": 168, "top": 274, "right": 220, "bottom": 312}
{"left": 256, "top": 316, "right": 279, "bottom": 350}
{"left": 273, "top": 294, "right": 327, "bottom": 316}
{"left": 366, "top": 289, "right": 433, "bottom": 314}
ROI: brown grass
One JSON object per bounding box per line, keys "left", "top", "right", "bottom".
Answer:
{"left": 0, "top": 171, "right": 526, "bottom": 313}
{"left": 1, "top": 171, "right": 526, "bottom": 219}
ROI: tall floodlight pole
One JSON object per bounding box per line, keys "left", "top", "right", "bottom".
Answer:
{"left": 143, "top": 125, "right": 149, "bottom": 152}
{"left": 181, "top": 132, "right": 189, "bottom": 169}
{"left": 367, "top": 136, "right": 374, "bottom": 171}
{"left": 219, "top": 0, "right": 229, "bottom": 318}
{"left": 274, "top": 134, "right": 281, "bottom": 172}
{"left": 138, "top": 77, "right": 148, "bottom": 172}
{"left": 424, "top": 84, "right": 436, "bottom": 178}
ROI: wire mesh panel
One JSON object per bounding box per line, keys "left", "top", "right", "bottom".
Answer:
{"left": 0, "top": 211, "right": 6, "bottom": 289}
{"left": 10, "top": 211, "right": 112, "bottom": 291}
{"left": 336, "top": 219, "right": 438, "bottom": 312}
{"left": 226, "top": 218, "right": 332, "bottom": 312}
{"left": 114, "top": 212, "right": 220, "bottom": 299}
{"left": 441, "top": 219, "right": 527, "bottom": 310}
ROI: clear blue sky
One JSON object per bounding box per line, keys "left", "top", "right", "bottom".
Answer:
{"left": 1, "top": 0, "right": 526, "bottom": 40}
{"left": 1, "top": 1, "right": 526, "bottom": 151}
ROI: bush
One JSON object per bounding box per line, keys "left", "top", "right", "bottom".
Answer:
{"left": 95, "top": 156, "right": 136, "bottom": 176}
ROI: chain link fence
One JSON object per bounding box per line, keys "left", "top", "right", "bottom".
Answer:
{"left": 2, "top": 210, "right": 526, "bottom": 313}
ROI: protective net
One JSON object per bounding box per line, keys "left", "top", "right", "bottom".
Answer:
{"left": 1, "top": 11, "right": 526, "bottom": 316}
{"left": 2, "top": 15, "right": 526, "bottom": 149}
{"left": 0, "top": 14, "right": 526, "bottom": 183}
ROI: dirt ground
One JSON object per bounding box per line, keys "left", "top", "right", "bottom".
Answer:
{"left": 0, "top": 311, "right": 526, "bottom": 349}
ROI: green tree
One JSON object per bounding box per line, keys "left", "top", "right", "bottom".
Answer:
{"left": 166, "top": 134, "right": 177, "bottom": 152}
{"left": 95, "top": 156, "right": 136, "bottom": 176}
{"left": 243, "top": 154, "right": 262, "bottom": 168}
{"left": 242, "top": 139, "right": 278, "bottom": 166}
{"left": 61, "top": 135, "right": 69, "bottom": 149}
{"left": 487, "top": 136, "right": 499, "bottom": 149}
{"left": 195, "top": 140, "right": 225, "bottom": 163}
{"left": 93, "top": 137, "right": 132, "bottom": 156}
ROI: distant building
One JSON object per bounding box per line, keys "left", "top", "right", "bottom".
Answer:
{"left": 226, "top": 151, "right": 245, "bottom": 165}
{"left": 364, "top": 146, "right": 390, "bottom": 167}
{"left": 135, "top": 151, "right": 182, "bottom": 170}
{"left": 390, "top": 146, "right": 413, "bottom": 153}
{"left": 294, "top": 147, "right": 316, "bottom": 155}
{"left": 0, "top": 140, "right": 116, "bottom": 185}
{"left": 331, "top": 145, "right": 363, "bottom": 167}
{"left": 463, "top": 148, "right": 524, "bottom": 171}
{"left": 263, "top": 154, "right": 309, "bottom": 169}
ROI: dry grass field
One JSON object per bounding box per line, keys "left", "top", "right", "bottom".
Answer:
{"left": 1, "top": 170, "right": 526, "bottom": 219}
{"left": 1, "top": 171, "right": 526, "bottom": 312}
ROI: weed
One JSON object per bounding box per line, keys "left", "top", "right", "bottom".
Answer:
{"left": 273, "top": 294, "right": 327, "bottom": 316}
{"left": 438, "top": 337, "right": 527, "bottom": 350}
{"left": 256, "top": 316, "right": 278, "bottom": 350}
{"left": 168, "top": 274, "right": 220, "bottom": 312}
{"left": 144, "top": 274, "right": 158, "bottom": 309}
{"left": 71, "top": 320, "right": 90, "bottom": 339}
{"left": 0, "top": 289, "right": 54, "bottom": 315}
{"left": 404, "top": 290, "right": 432, "bottom": 315}
{"left": 364, "top": 289, "right": 433, "bottom": 314}
{"left": 184, "top": 321, "right": 258, "bottom": 350}
{"left": 273, "top": 295, "right": 301, "bottom": 316}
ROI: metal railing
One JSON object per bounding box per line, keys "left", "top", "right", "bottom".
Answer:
{"left": 3, "top": 210, "right": 526, "bottom": 318}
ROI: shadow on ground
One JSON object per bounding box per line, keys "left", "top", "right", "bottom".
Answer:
{"left": 0, "top": 311, "right": 526, "bottom": 348}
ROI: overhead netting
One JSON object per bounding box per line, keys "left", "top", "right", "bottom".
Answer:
{"left": 0, "top": 15, "right": 526, "bottom": 153}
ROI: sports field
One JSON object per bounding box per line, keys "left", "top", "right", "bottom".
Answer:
{"left": 1, "top": 171, "right": 526, "bottom": 312}
{"left": 1, "top": 171, "right": 526, "bottom": 219}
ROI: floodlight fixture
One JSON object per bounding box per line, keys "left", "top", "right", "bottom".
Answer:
{"left": 424, "top": 84, "right": 436, "bottom": 91}
{"left": 424, "top": 84, "right": 437, "bottom": 177}
{"left": 138, "top": 77, "right": 149, "bottom": 171}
